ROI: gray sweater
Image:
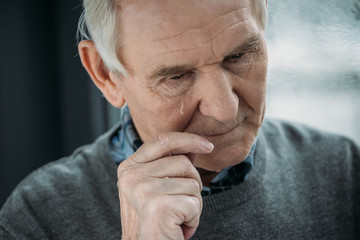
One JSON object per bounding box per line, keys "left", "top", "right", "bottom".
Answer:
{"left": 1, "top": 120, "right": 359, "bottom": 240}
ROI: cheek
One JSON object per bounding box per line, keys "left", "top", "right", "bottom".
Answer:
{"left": 236, "top": 63, "right": 267, "bottom": 113}
{"left": 124, "top": 76, "right": 201, "bottom": 138}
{"left": 167, "top": 95, "right": 198, "bottom": 131}
{"left": 136, "top": 89, "right": 198, "bottom": 135}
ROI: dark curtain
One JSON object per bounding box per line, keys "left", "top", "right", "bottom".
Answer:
{"left": 0, "top": 1, "right": 108, "bottom": 206}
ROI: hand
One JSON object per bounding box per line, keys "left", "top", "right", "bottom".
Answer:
{"left": 117, "top": 132, "right": 214, "bottom": 240}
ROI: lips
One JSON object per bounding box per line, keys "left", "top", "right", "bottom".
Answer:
{"left": 184, "top": 112, "right": 246, "bottom": 137}
{"left": 200, "top": 123, "right": 240, "bottom": 137}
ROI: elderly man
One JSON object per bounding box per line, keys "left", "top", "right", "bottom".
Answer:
{"left": 1, "top": 0, "right": 359, "bottom": 239}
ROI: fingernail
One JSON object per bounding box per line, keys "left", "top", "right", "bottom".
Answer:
{"left": 202, "top": 141, "right": 214, "bottom": 151}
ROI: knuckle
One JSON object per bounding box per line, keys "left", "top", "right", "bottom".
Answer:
{"left": 117, "top": 160, "right": 126, "bottom": 174}
{"left": 117, "top": 157, "right": 136, "bottom": 177}
{"left": 117, "top": 167, "right": 137, "bottom": 193}
{"left": 117, "top": 156, "right": 146, "bottom": 184}
{"left": 188, "top": 196, "right": 202, "bottom": 213}
{"left": 192, "top": 205, "right": 201, "bottom": 217}
{"left": 179, "top": 157, "right": 198, "bottom": 179}
{"left": 126, "top": 154, "right": 140, "bottom": 165}
{"left": 153, "top": 133, "right": 172, "bottom": 147}
{"left": 117, "top": 164, "right": 129, "bottom": 181}
{"left": 117, "top": 176, "right": 132, "bottom": 194}
{"left": 178, "top": 155, "right": 192, "bottom": 169}
{"left": 188, "top": 178, "right": 201, "bottom": 191}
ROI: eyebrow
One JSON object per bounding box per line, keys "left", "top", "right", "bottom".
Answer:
{"left": 146, "top": 34, "right": 263, "bottom": 81}
{"left": 226, "top": 34, "right": 263, "bottom": 56}
{"left": 146, "top": 65, "right": 195, "bottom": 81}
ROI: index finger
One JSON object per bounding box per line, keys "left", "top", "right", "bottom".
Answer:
{"left": 129, "top": 132, "right": 214, "bottom": 164}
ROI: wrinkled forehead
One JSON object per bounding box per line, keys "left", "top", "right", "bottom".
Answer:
{"left": 119, "top": 0, "right": 253, "bottom": 37}
{"left": 118, "top": 0, "right": 260, "bottom": 73}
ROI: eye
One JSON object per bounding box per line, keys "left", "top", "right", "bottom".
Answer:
{"left": 162, "top": 72, "right": 194, "bottom": 86}
{"left": 222, "top": 51, "right": 251, "bottom": 75}
{"left": 230, "top": 52, "right": 245, "bottom": 59}
{"left": 156, "top": 72, "right": 195, "bottom": 97}
{"left": 170, "top": 73, "right": 185, "bottom": 80}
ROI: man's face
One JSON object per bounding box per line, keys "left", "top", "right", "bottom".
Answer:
{"left": 116, "top": 0, "right": 268, "bottom": 172}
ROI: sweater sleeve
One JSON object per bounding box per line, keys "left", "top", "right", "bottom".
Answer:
{"left": 0, "top": 181, "right": 50, "bottom": 240}
{"left": 0, "top": 225, "right": 16, "bottom": 240}
{"left": 0, "top": 145, "right": 122, "bottom": 240}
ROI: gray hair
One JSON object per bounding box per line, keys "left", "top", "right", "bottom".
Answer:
{"left": 77, "top": 0, "right": 268, "bottom": 77}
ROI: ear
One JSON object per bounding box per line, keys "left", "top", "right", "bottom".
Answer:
{"left": 78, "top": 40, "right": 125, "bottom": 108}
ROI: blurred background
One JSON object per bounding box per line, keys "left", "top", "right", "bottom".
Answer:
{"left": 1, "top": 0, "right": 359, "bottom": 207}
{"left": 266, "top": 0, "right": 360, "bottom": 145}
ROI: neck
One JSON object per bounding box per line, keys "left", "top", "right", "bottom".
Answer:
{"left": 197, "top": 168, "right": 219, "bottom": 187}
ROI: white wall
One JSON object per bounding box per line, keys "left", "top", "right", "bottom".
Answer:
{"left": 265, "top": 0, "right": 360, "bottom": 144}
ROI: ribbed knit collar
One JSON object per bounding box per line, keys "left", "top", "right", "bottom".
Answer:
{"left": 201, "top": 130, "right": 267, "bottom": 215}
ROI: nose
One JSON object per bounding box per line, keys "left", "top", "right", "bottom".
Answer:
{"left": 198, "top": 69, "right": 239, "bottom": 123}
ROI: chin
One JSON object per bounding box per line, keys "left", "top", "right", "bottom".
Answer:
{"left": 194, "top": 140, "right": 252, "bottom": 172}
{"left": 196, "top": 125, "right": 258, "bottom": 171}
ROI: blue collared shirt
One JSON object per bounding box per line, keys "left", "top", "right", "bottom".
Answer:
{"left": 110, "top": 105, "right": 256, "bottom": 196}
